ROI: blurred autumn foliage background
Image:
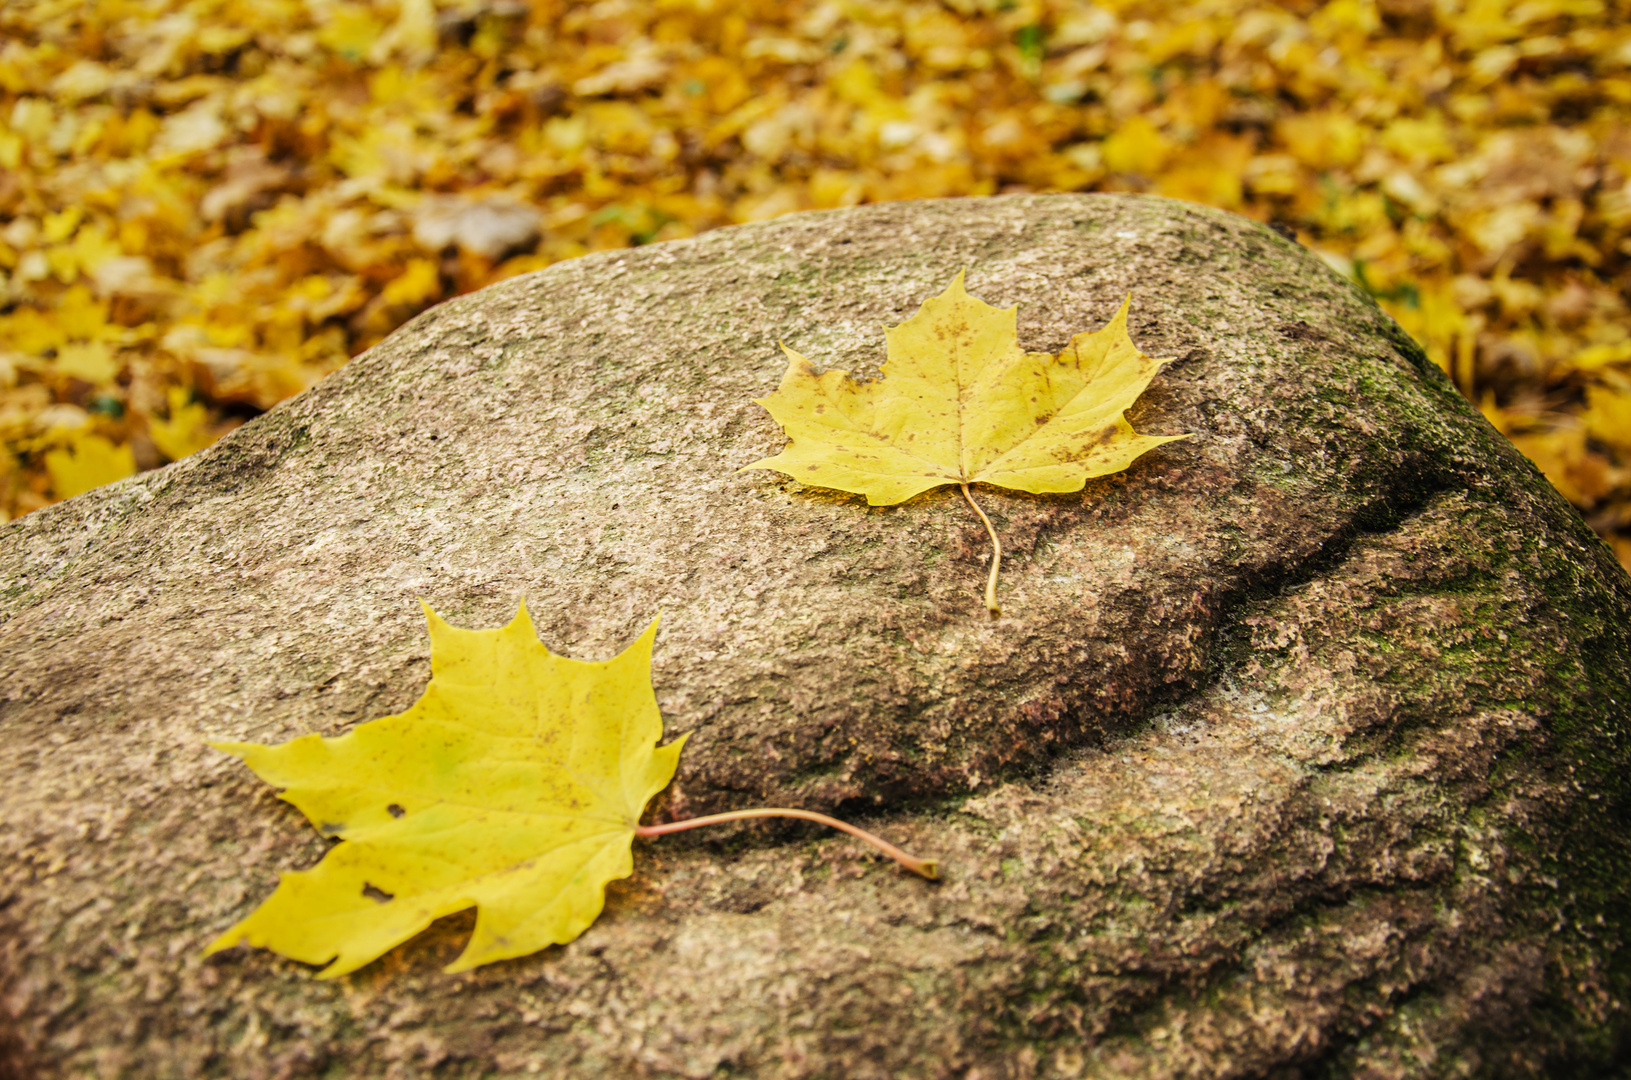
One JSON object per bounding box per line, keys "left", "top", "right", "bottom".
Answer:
{"left": 3, "top": 0, "right": 1630, "bottom": 568}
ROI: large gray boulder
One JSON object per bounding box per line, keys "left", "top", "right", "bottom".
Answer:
{"left": 3, "top": 194, "right": 1629, "bottom": 1078}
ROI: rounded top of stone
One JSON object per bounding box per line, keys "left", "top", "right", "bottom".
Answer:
{"left": 0, "top": 194, "right": 1560, "bottom": 816}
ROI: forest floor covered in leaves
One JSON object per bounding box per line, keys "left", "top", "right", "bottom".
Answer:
{"left": 2, "top": 0, "right": 1629, "bottom": 569}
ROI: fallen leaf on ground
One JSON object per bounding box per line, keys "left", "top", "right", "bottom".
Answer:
{"left": 745, "top": 271, "right": 1189, "bottom": 612}
{"left": 207, "top": 603, "right": 685, "bottom": 978}
{"left": 209, "top": 602, "right": 936, "bottom": 978}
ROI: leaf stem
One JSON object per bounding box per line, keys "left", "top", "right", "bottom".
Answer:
{"left": 634, "top": 809, "right": 940, "bottom": 879}
{"left": 959, "top": 482, "right": 1003, "bottom": 616}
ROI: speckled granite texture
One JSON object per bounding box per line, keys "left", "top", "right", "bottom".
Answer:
{"left": 3, "top": 194, "right": 1629, "bottom": 1079}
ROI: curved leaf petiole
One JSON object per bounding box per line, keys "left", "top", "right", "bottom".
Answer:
{"left": 959, "top": 482, "right": 1003, "bottom": 616}
{"left": 635, "top": 808, "right": 939, "bottom": 879}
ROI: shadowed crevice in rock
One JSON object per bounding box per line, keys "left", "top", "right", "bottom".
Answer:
{"left": 2, "top": 194, "right": 1629, "bottom": 1079}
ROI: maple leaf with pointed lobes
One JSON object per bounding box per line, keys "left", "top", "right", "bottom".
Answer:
{"left": 745, "top": 271, "right": 1190, "bottom": 612}
{"left": 204, "top": 603, "right": 685, "bottom": 978}
{"left": 207, "top": 603, "right": 936, "bottom": 978}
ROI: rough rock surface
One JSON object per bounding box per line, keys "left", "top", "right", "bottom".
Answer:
{"left": 3, "top": 194, "right": 1629, "bottom": 1079}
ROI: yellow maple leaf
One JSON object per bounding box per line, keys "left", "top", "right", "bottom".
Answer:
{"left": 52, "top": 340, "right": 119, "bottom": 385}
{"left": 380, "top": 257, "right": 442, "bottom": 307}
{"left": 43, "top": 431, "right": 136, "bottom": 498}
{"left": 148, "top": 387, "right": 215, "bottom": 462}
{"left": 208, "top": 603, "right": 937, "bottom": 978}
{"left": 54, "top": 285, "right": 113, "bottom": 341}
{"left": 744, "top": 271, "right": 1189, "bottom": 612}
{"left": 1582, "top": 386, "right": 1631, "bottom": 454}
{"left": 1102, "top": 115, "right": 1175, "bottom": 176}
{"left": 206, "top": 604, "right": 684, "bottom": 978}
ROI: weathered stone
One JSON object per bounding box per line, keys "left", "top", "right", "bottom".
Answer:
{"left": 2, "top": 194, "right": 1628, "bottom": 1078}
